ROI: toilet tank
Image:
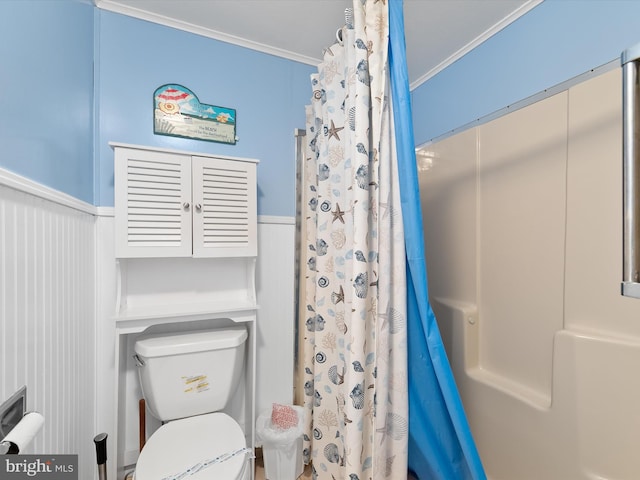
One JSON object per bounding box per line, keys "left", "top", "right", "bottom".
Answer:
{"left": 134, "top": 326, "right": 247, "bottom": 422}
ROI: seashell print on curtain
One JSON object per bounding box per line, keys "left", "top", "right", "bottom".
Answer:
{"left": 298, "top": 1, "right": 408, "bottom": 478}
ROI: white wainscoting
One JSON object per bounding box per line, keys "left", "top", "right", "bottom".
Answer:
{"left": 0, "top": 177, "right": 96, "bottom": 479}
{"left": 255, "top": 216, "right": 296, "bottom": 416}
{"left": 96, "top": 215, "right": 296, "bottom": 474}
{"left": 0, "top": 170, "right": 297, "bottom": 479}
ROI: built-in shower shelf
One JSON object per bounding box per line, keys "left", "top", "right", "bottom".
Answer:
{"left": 468, "top": 366, "right": 552, "bottom": 411}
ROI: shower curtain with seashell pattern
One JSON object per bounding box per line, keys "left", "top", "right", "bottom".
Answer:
{"left": 297, "top": 1, "right": 408, "bottom": 478}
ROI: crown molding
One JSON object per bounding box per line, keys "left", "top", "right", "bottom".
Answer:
{"left": 95, "top": 0, "right": 320, "bottom": 67}
{"left": 409, "top": 0, "right": 544, "bottom": 91}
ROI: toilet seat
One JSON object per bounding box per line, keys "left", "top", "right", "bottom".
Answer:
{"left": 135, "top": 412, "right": 248, "bottom": 480}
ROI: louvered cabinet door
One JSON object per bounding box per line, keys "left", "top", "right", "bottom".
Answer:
{"left": 191, "top": 156, "right": 257, "bottom": 257}
{"left": 115, "top": 148, "right": 193, "bottom": 257}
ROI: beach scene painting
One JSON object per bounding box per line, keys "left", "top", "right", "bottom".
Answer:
{"left": 154, "top": 84, "right": 237, "bottom": 144}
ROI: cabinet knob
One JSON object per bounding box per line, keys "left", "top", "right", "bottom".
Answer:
{"left": 195, "top": 203, "right": 202, "bottom": 212}
{"left": 183, "top": 202, "right": 190, "bottom": 210}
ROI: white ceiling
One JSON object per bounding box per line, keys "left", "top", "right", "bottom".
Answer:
{"left": 95, "top": 0, "right": 540, "bottom": 89}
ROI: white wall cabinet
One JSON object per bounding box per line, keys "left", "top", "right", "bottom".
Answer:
{"left": 114, "top": 144, "right": 257, "bottom": 258}
{"left": 110, "top": 143, "right": 259, "bottom": 479}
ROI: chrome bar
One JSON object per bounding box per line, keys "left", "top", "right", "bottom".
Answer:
{"left": 621, "top": 45, "right": 640, "bottom": 298}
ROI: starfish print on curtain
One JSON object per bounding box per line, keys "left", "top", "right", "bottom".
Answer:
{"left": 298, "top": 1, "right": 408, "bottom": 478}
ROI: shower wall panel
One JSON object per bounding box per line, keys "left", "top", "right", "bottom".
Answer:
{"left": 565, "top": 69, "right": 640, "bottom": 335}
{"left": 420, "top": 127, "right": 478, "bottom": 305}
{"left": 477, "top": 92, "right": 567, "bottom": 406}
{"left": 419, "top": 68, "right": 640, "bottom": 479}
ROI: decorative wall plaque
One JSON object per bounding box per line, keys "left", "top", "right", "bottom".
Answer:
{"left": 154, "top": 84, "right": 237, "bottom": 145}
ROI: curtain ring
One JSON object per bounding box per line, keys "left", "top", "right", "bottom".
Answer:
{"left": 336, "top": 27, "right": 344, "bottom": 45}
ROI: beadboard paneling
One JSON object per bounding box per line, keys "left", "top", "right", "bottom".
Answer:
{"left": 255, "top": 219, "right": 295, "bottom": 415}
{"left": 0, "top": 184, "right": 96, "bottom": 478}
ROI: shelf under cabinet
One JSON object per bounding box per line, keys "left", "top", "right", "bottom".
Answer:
{"left": 114, "top": 301, "right": 259, "bottom": 335}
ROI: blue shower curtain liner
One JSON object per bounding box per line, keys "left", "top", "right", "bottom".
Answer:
{"left": 388, "top": 1, "right": 486, "bottom": 479}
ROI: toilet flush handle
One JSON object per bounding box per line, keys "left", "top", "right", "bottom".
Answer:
{"left": 133, "top": 354, "right": 145, "bottom": 367}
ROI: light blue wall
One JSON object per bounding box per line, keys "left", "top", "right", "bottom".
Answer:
{"left": 0, "top": 0, "right": 94, "bottom": 203}
{"left": 96, "top": 11, "right": 315, "bottom": 215}
{"left": 0, "top": 2, "right": 314, "bottom": 215}
{"left": 411, "top": 0, "right": 640, "bottom": 145}
{"left": 10, "top": 1, "right": 638, "bottom": 212}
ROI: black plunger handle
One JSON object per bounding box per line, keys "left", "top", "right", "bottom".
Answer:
{"left": 94, "top": 432, "right": 108, "bottom": 466}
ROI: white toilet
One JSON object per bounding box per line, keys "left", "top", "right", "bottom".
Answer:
{"left": 133, "top": 326, "right": 251, "bottom": 480}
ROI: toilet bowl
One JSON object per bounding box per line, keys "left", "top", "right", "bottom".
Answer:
{"left": 135, "top": 412, "right": 250, "bottom": 480}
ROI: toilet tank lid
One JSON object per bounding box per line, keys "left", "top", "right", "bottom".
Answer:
{"left": 135, "top": 326, "right": 247, "bottom": 358}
